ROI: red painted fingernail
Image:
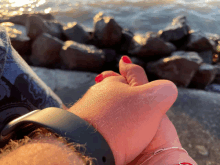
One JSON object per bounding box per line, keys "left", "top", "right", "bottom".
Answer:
{"left": 122, "top": 56, "right": 132, "bottom": 63}
{"left": 95, "top": 74, "right": 103, "bottom": 83}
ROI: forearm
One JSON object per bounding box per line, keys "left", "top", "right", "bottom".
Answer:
{"left": 145, "top": 150, "right": 197, "bottom": 165}
{"left": 0, "top": 136, "right": 85, "bottom": 165}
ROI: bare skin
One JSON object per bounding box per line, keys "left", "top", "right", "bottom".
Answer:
{"left": 0, "top": 55, "right": 197, "bottom": 165}
{"left": 98, "top": 56, "right": 197, "bottom": 165}
{"left": 68, "top": 56, "right": 193, "bottom": 165}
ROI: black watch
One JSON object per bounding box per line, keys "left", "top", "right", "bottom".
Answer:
{"left": 0, "top": 107, "right": 115, "bottom": 165}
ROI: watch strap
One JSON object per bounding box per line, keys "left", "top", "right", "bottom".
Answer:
{"left": 0, "top": 107, "right": 115, "bottom": 165}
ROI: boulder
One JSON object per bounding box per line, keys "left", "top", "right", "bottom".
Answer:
{"left": 209, "top": 39, "right": 218, "bottom": 53}
{"left": 212, "top": 64, "right": 220, "bottom": 84}
{"left": 198, "top": 51, "right": 213, "bottom": 64}
{"left": 63, "top": 22, "right": 90, "bottom": 44}
{"left": 205, "top": 83, "right": 220, "bottom": 93}
{"left": 0, "top": 22, "right": 31, "bottom": 56}
{"left": 26, "top": 15, "right": 63, "bottom": 41}
{"left": 145, "top": 51, "right": 203, "bottom": 87}
{"left": 102, "top": 49, "right": 117, "bottom": 63}
{"left": 158, "top": 15, "right": 190, "bottom": 42}
{"left": 93, "top": 12, "right": 123, "bottom": 48}
{"left": 205, "top": 33, "right": 220, "bottom": 45}
{"left": 129, "top": 32, "right": 176, "bottom": 61}
{"left": 6, "top": 13, "right": 55, "bottom": 26}
{"left": 184, "top": 31, "right": 213, "bottom": 52}
{"left": 119, "top": 29, "right": 135, "bottom": 53}
{"left": 60, "top": 41, "right": 105, "bottom": 72}
{"left": 188, "top": 63, "right": 218, "bottom": 89}
{"left": 30, "top": 33, "right": 64, "bottom": 67}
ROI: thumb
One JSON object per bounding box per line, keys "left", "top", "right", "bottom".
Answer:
{"left": 132, "top": 79, "right": 178, "bottom": 115}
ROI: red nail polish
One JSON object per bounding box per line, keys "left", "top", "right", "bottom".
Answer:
{"left": 122, "top": 56, "right": 132, "bottom": 63}
{"left": 95, "top": 74, "right": 103, "bottom": 83}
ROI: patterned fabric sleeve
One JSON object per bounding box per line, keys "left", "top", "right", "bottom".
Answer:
{"left": 0, "top": 25, "right": 64, "bottom": 130}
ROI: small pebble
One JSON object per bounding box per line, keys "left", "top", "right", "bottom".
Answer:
{"left": 195, "top": 145, "right": 209, "bottom": 156}
{"left": 188, "top": 144, "right": 192, "bottom": 148}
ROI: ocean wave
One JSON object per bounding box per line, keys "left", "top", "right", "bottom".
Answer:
{"left": 1, "top": 0, "right": 220, "bottom": 35}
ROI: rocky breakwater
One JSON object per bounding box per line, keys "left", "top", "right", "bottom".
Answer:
{"left": 1, "top": 12, "right": 220, "bottom": 93}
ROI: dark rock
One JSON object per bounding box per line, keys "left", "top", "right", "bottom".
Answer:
{"left": 34, "top": 13, "right": 55, "bottom": 21}
{"left": 184, "top": 31, "right": 213, "bottom": 52}
{"left": 205, "top": 33, "right": 220, "bottom": 45}
{"left": 119, "top": 29, "right": 135, "bottom": 53}
{"left": 209, "top": 39, "right": 218, "bottom": 53}
{"left": 93, "top": 12, "right": 123, "bottom": 48}
{"left": 6, "top": 13, "right": 55, "bottom": 26}
{"left": 21, "top": 54, "right": 32, "bottom": 64}
{"left": 26, "top": 15, "right": 63, "bottom": 41}
{"left": 212, "top": 64, "right": 220, "bottom": 84}
{"left": 158, "top": 15, "right": 190, "bottom": 42}
{"left": 188, "top": 63, "right": 218, "bottom": 89}
{"left": 198, "top": 51, "right": 213, "bottom": 64}
{"left": 30, "top": 33, "right": 64, "bottom": 67}
{"left": 128, "top": 32, "right": 176, "bottom": 61}
{"left": 63, "top": 22, "right": 90, "bottom": 44}
{"left": 102, "top": 49, "right": 117, "bottom": 63}
{"left": 205, "top": 83, "right": 220, "bottom": 93}
{"left": 145, "top": 51, "right": 203, "bottom": 87}
{"left": 0, "top": 22, "right": 31, "bottom": 56}
{"left": 60, "top": 41, "right": 105, "bottom": 72}
{"left": 123, "top": 28, "right": 134, "bottom": 36}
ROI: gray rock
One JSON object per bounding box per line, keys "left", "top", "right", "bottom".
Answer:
{"left": 63, "top": 22, "right": 90, "bottom": 44}
{"left": 145, "top": 51, "right": 203, "bottom": 87}
{"left": 198, "top": 51, "right": 213, "bottom": 64}
{"left": 93, "top": 12, "right": 123, "bottom": 48}
{"left": 205, "top": 83, "right": 220, "bottom": 93}
{"left": 60, "top": 41, "right": 105, "bottom": 72}
{"left": 188, "top": 63, "right": 218, "bottom": 89}
{"left": 129, "top": 32, "right": 176, "bottom": 60}
{"left": 30, "top": 33, "right": 64, "bottom": 67}
{"left": 185, "top": 31, "right": 213, "bottom": 52}
{"left": 158, "top": 15, "right": 190, "bottom": 42}
{"left": 6, "top": 13, "right": 55, "bottom": 26}
{"left": 26, "top": 15, "right": 63, "bottom": 41}
{"left": 0, "top": 22, "right": 31, "bottom": 56}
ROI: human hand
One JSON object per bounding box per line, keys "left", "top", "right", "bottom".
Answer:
{"left": 68, "top": 56, "right": 178, "bottom": 165}
{"left": 97, "top": 56, "right": 182, "bottom": 165}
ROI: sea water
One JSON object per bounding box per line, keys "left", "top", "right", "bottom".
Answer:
{"left": 1, "top": 0, "right": 220, "bottom": 36}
